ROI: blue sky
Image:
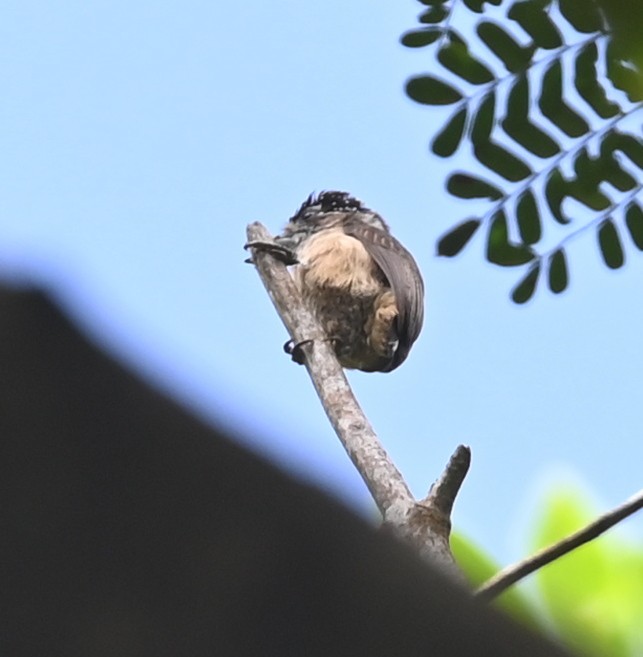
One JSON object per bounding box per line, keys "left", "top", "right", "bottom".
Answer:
{"left": 1, "top": 0, "right": 642, "bottom": 565}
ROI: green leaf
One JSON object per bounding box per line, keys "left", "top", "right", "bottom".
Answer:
{"left": 437, "top": 218, "right": 481, "bottom": 256}
{"left": 437, "top": 41, "right": 494, "bottom": 85}
{"left": 471, "top": 92, "right": 495, "bottom": 144}
{"left": 406, "top": 76, "right": 463, "bottom": 105}
{"left": 533, "top": 488, "right": 643, "bottom": 657}
{"left": 559, "top": 0, "right": 604, "bottom": 33}
{"left": 477, "top": 21, "right": 535, "bottom": 73}
{"left": 545, "top": 169, "right": 571, "bottom": 224}
{"left": 606, "top": 41, "right": 643, "bottom": 102}
{"left": 548, "top": 249, "right": 568, "bottom": 293}
{"left": 511, "top": 263, "right": 540, "bottom": 303}
{"left": 604, "top": 130, "right": 643, "bottom": 170}
{"left": 574, "top": 42, "right": 620, "bottom": 119}
{"left": 598, "top": 219, "right": 625, "bottom": 269}
{"left": 568, "top": 147, "right": 612, "bottom": 208}
{"left": 473, "top": 141, "right": 532, "bottom": 182}
{"left": 569, "top": 148, "right": 612, "bottom": 211}
{"left": 451, "top": 533, "right": 499, "bottom": 587}
{"left": 516, "top": 190, "right": 541, "bottom": 244}
{"left": 463, "top": 0, "right": 501, "bottom": 13}
{"left": 508, "top": 1, "right": 562, "bottom": 49}
{"left": 600, "top": 153, "right": 636, "bottom": 192}
{"left": 400, "top": 28, "right": 442, "bottom": 47}
{"left": 625, "top": 203, "right": 643, "bottom": 249}
{"left": 432, "top": 108, "right": 467, "bottom": 157}
{"left": 539, "top": 60, "right": 590, "bottom": 138}
{"left": 447, "top": 173, "right": 503, "bottom": 200}
{"left": 418, "top": 4, "right": 448, "bottom": 24}
{"left": 567, "top": 182, "right": 610, "bottom": 211}
{"left": 503, "top": 75, "right": 560, "bottom": 158}
{"left": 487, "top": 211, "right": 536, "bottom": 266}
{"left": 451, "top": 533, "right": 543, "bottom": 630}
{"left": 599, "top": 135, "right": 639, "bottom": 191}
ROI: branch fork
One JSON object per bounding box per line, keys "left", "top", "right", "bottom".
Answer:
{"left": 246, "top": 221, "right": 643, "bottom": 594}
{"left": 246, "top": 222, "right": 469, "bottom": 576}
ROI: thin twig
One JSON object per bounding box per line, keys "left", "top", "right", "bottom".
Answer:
{"left": 475, "top": 488, "right": 643, "bottom": 602}
{"left": 404, "top": 444, "right": 471, "bottom": 570}
{"left": 423, "top": 444, "right": 471, "bottom": 517}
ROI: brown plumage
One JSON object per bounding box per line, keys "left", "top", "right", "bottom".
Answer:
{"left": 276, "top": 191, "right": 424, "bottom": 372}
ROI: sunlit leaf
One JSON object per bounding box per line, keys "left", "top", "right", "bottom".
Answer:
{"left": 533, "top": 488, "right": 643, "bottom": 657}
{"left": 437, "top": 218, "right": 481, "bottom": 256}
{"left": 548, "top": 249, "right": 568, "bottom": 293}
{"left": 406, "top": 76, "right": 463, "bottom": 105}
{"left": 598, "top": 219, "right": 625, "bottom": 268}
{"left": 451, "top": 533, "right": 542, "bottom": 630}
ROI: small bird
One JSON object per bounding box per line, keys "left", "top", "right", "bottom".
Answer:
{"left": 253, "top": 191, "right": 424, "bottom": 372}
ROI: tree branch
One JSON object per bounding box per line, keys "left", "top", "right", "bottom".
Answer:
{"left": 424, "top": 444, "right": 471, "bottom": 517}
{"left": 245, "top": 222, "right": 469, "bottom": 575}
{"left": 405, "top": 444, "right": 471, "bottom": 565}
{"left": 245, "top": 222, "right": 414, "bottom": 520}
{"left": 475, "top": 488, "right": 643, "bottom": 602}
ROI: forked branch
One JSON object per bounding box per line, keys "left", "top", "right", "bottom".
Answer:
{"left": 245, "top": 221, "right": 469, "bottom": 575}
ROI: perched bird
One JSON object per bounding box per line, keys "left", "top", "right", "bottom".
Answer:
{"left": 259, "top": 191, "right": 424, "bottom": 373}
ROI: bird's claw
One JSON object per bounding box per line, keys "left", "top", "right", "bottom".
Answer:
{"left": 244, "top": 240, "right": 298, "bottom": 265}
{"left": 283, "top": 337, "right": 340, "bottom": 365}
{"left": 283, "top": 339, "right": 312, "bottom": 365}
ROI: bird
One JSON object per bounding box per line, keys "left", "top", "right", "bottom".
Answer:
{"left": 251, "top": 191, "right": 424, "bottom": 373}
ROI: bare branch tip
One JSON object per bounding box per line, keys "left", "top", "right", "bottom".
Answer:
{"left": 422, "top": 444, "right": 471, "bottom": 520}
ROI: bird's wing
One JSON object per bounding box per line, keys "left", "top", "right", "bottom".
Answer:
{"left": 344, "top": 220, "right": 424, "bottom": 371}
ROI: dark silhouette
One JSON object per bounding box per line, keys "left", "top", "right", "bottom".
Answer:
{"left": 0, "top": 285, "right": 570, "bottom": 656}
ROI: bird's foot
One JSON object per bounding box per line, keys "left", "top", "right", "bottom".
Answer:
{"left": 244, "top": 240, "right": 298, "bottom": 265}
{"left": 283, "top": 339, "right": 312, "bottom": 365}
{"left": 283, "top": 337, "right": 338, "bottom": 365}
